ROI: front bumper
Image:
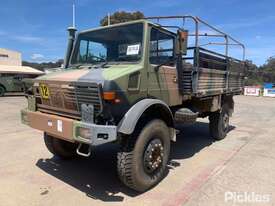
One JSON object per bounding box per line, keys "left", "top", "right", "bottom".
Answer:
{"left": 21, "top": 109, "right": 117, "bottom": 146}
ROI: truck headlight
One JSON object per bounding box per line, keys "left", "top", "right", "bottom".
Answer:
{"left": 79, "top": 127, "right": 92, "bottom": 140}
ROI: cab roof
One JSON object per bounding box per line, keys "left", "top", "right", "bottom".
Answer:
{"left": 79, "top": 19, "right": 176, "bottom": 36}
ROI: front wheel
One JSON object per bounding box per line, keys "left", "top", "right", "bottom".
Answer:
{"left": 117, "top": 119, "right": 171, "bottom": 192}
{"left": 209, "top": 105, "right": 230, "bottom": 140}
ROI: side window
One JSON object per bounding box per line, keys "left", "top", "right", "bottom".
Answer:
{"left": 150, "top": 28, "right": 175, "bottom": 65}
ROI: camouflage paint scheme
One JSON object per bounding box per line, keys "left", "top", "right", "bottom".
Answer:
{"left": 20, "top": 21, "right": 180, "bottom": 141}
{"left": 31, "top": 20, "right": 182, "bottom": 108}
{"left": 34, "top": 63, "right": 150, "bottom": 106}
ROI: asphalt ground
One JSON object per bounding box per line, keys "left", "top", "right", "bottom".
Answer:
{"left": 0, "top": 95, "right": 274, "bottom": 206}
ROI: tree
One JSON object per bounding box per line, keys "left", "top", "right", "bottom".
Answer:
{"left": 244, "top": 56, "right": 275, "bottom": 85}
{"left": 259, "top": 57, "right": 275, "bottom": 83}
{"left": 100, "top": 11, "right": 145, "bottom": 26}
{"left": 263, "top": 56, "right": 275, "bottom": 71}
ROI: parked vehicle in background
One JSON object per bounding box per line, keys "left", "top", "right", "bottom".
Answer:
{"left": 21, "top": 16, "right": 246, "bottom": 192}
{"left": 0, "top": 66, "right": 44, "bottom": 96}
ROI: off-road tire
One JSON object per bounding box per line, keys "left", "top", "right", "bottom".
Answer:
{"left": 0, "top": 86, "right": 5, "bottom": 97}
{"left": 117, "top": 119, "right": 170, "bottom": 192}
{"left": 209, "top": 105, "right": 230, "bottom": 140}
{"left": 44, "top": 133, "right": 77, "bottom": 159}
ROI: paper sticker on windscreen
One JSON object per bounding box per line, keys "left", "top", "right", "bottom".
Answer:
{"left": 126, "top": 44, "right": 140, "bottom": 55}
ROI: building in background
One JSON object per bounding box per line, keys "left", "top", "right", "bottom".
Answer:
{"left": 0, "top": 48, "right": 44, "bottom": 96}
{"left": 0, "top": 48, "right": 22, "bottom": 66}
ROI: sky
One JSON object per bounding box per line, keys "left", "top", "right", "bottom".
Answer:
{"left": 0, "top": 0, "right": 274, "bottom": 66}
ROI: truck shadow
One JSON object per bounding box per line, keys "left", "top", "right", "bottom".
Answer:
{"left": 36, "top": 121, "right": 235, "bottom": 202}
{"left": 169, "top": 122, "right": 235, "bottom": 168}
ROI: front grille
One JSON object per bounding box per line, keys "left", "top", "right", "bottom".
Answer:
{"left": 35, "top": 82, "right": 102, "bottom": 119}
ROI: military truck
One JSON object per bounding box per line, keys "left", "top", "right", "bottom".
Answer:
{"left": 21, "top": 16, "right": 246, "bottom": 192}
{"left": 0, "top": 70, "right": 43, "bottom": 96}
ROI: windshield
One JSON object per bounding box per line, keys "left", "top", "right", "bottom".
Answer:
{"left": 71, "top": 23, "right": 144, "bottom": 65}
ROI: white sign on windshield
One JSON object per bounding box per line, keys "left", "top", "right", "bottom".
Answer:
{"left": 126, "top": 44, "right": 140, "bottom": 55}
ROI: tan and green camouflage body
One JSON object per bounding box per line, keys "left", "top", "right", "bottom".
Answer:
{"left": 32, "top": 60, "right": 183, "bottom": 119}
{"left": 21, "top": 20, "right": 244, "bottom": 143}
{"left": 30, "top": 20, "right": 184, "bottom": 120}
{"left": 20, "top": 27, "right": 183, "bottom": 142}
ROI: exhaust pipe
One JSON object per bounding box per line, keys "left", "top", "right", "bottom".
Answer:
{"left": 64, "top": 26, "right": 77, "bottom": 69}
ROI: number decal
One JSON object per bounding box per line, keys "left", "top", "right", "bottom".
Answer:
{"left": 40, "top": 84, "right": 50, "bottom": 99}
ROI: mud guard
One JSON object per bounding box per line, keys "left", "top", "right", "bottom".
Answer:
{"left": 117, "top": 99, "right": 174, "bottom": 137}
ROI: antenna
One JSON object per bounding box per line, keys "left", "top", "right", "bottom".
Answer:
{"left": 64, "top": 0, "right": 77, "bottom": 69}
{"left": 72, "top": 1, "right": 76, "bottom": 28}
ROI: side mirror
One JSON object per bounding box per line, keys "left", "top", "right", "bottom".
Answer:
{"left": 176, "top": 30, "right": 188, "bottom": 55}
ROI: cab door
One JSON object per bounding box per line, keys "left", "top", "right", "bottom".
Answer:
{"left": 147, "top": 27, "right": 182, "bottom": 106}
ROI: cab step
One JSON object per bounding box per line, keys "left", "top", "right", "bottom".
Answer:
{"left": 174, "top": 108, "right": 198, "bottom": 124}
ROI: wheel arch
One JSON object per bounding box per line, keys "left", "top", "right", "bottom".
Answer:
{"left": 222, "top": 94, "right": 234, "bottom": 116}
{"left": 117, "top": 99, "right": 175, "bottom": 139}
{"left": 0, "top": 83, "right": 6, "bottom": 91}
{"left": 0, "top": 83, "right": 6, "bottom": 96}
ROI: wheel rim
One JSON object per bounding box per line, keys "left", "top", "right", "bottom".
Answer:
{"left": 143, "top": 138, "right": 164, "bottom": 174}
{"left": 222, "top": 113, "right": 229, "bottom": 132}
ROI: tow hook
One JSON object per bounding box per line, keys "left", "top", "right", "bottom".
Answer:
{"left": 76, "top": 143, "right": 92, "bottom": 157}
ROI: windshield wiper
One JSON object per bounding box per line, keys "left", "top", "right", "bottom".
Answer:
{"left": 72, "top": 61, "right": 118, "bottom": 69}
{"left": 72, "top": 63, "right": 104, "bottom": 69}
{"left": 91, "top": 61, "right": 109, "bottom": 69}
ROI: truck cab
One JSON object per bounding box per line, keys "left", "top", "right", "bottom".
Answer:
{"left": 21, "top": 17, "right": 246, "bottom": 192}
